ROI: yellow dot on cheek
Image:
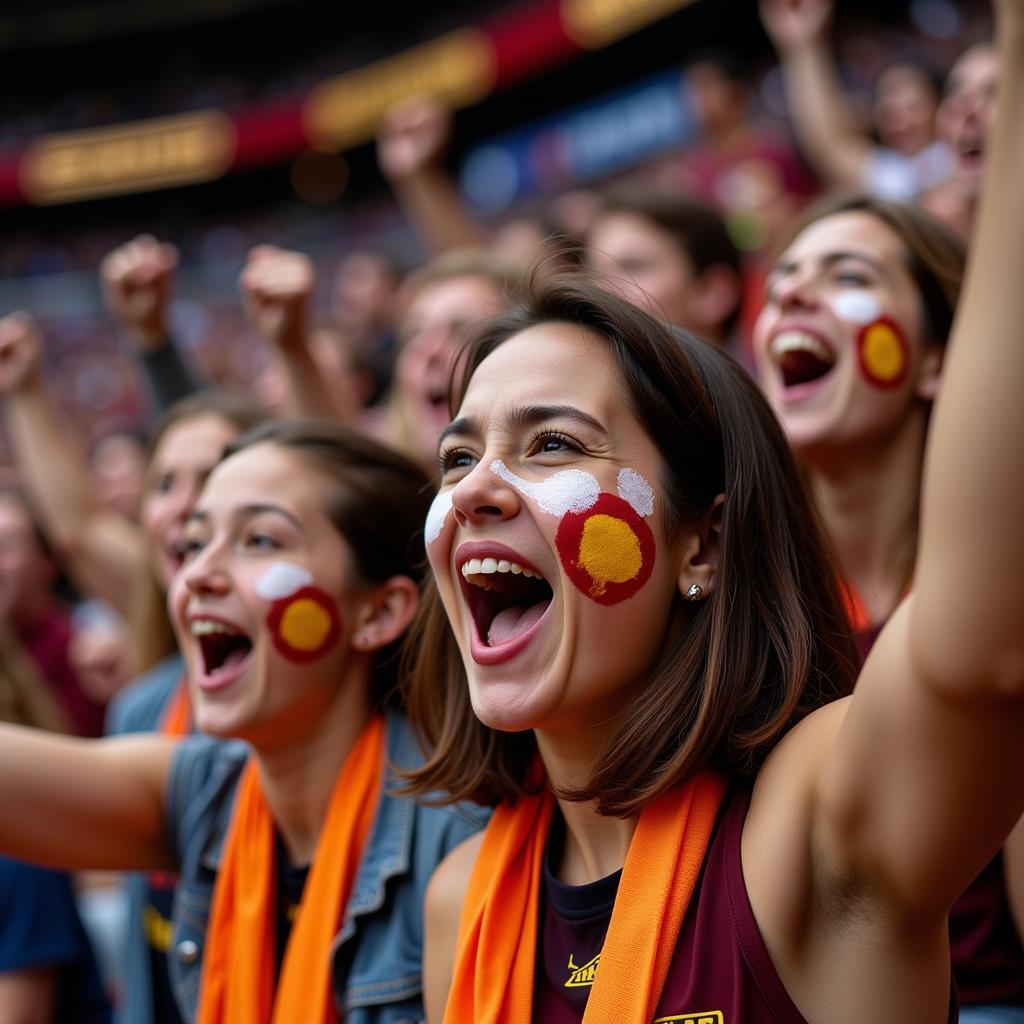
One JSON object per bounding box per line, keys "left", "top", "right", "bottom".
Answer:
{"left": 279, "top": 598, "right": 333, "bottom": 652}
{"left": 861, "top": 324, "right": 905, "bottom": 382}
{"left": 577, "top": 515, "right": 643, "bottom": 591}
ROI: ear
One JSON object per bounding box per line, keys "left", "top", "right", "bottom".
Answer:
{"left": 914, "top": 343, "right": 944, "bottom": 402}
{"left": 690, "top": 265, "right": 741, "bottom": 339}
{"left": 351, "top": 575, "right": 420, "bottom": 652}
{"left": 676, "top": 494, "right": 724, "bottom": 599}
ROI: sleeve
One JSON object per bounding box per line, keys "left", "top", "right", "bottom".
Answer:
{"left": 138, "top": 338, "right": 200, "bottom": 414}
{"left": 0, "top": 858, "right": 88, "bottom": 972}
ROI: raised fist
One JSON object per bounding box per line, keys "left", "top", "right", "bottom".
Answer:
{"left": 100, "top": 234, "right": 179, "bottom": 349}
{"left": 0, "top": 312, "right": 44, "bottom": 395}
{"left": 239, "top": 245, "right": 315, "bottom": 350}
{"left": 377, "top": 96, "right": 452, "bottom": 182}
{"left": 759, "top": 0, "right": 832, "bottom": 51}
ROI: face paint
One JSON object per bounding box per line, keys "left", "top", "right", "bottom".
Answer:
{"left": 832, "top": 291, "right": 882, "bottom": 325}
{"left": 857, "top": 317, "right": 909, "bottom": 388}
{"left": 490, "top": 459, "right": 657, "bottom": 605}
{"left": 256, "top": 562, "right": 342, "bottom": 663}
{"left": 425, "top": 488, "right": 453, "bottom": 546}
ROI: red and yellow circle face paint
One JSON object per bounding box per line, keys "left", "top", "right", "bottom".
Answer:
{"left": 555, "top": 493, "right": 656, "bottom": 605}
{"left": 266, "top": 585, "right": 342, "bottom": 663}
{"left": 857, "top": 317, "right": 908, "bottom": 389}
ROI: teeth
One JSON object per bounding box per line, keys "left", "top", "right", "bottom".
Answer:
{"left": 190, "top": 620, "right": 239, "bottom": 637}
{"left": 771, "top": 330, "right": 833, "bottom": 362}
{"left": 460, "top": 558, "right": 540, "bottom": 581}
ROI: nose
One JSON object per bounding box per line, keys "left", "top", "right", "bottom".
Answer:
{"left": 770, "top": 267, "right": 819, "bottom": 312}
{"left": 182, "top": 543, "right": 230, "bottom": 598}
{"left": 451, "top": 459, "right": 521, "bottom": 528}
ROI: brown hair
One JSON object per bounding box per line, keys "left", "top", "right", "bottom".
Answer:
{"left": 132, "top": 392, "right": 267, "bottom": 672}
{"left": 0, "top": 624, "right": 67, "bottom": 731}
{"left": 223, "top": 419, "right": 431, "bottom": 707}
{"left": 592, "top": 190, "right": 743, "bottom": 335}
{"left": 402, "top": 273, "right": 859, "bottom": 816}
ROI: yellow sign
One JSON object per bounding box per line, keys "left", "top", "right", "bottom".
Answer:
{"left": 561, "top": 0, "right": 696, "bottom": 49}
{"left": 20, "top": 111, "right": 236, "bottom": 206}
{"left": 565, "top": 952, "right": 601, "bottom": 988}
{"left": 303, "top": 28, "right": 496, "bottom": 150}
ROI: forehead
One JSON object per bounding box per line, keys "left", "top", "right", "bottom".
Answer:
{"left": 154, "top": 414, "right": 238, "bottom": 466}
{"left": 459, "top": 322, "right": 623, "bottom": 417}
{"left": 780, "top": 211, "right": 907, "bottom": 269}
{"left": 198, "top": 443, "right": 329, "bottom": 518}
{"left": 406, "top": 274, "right": 501, "bottom": 323}
{"left": 947, "top": 45, "right": 997, "bottom": 93}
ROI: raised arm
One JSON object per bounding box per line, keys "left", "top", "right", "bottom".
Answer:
{"left": 240, "top": 245, "right": 356, "bottom": 425}
{"left": 759, "top": 0, "right": 876, "bottom": 191}
{"left": 0, "top": 724, "right": 176, "bottom": 872}
{"left": 817, "top": 0, "right": 1024, "bottom": 917}
{"left": 0, "top": 313, "right": 144, "bottom": 617}
{"left": 377, "top": 96, "right": 490, "bottom": 255}
{"left": 100, "top": 234, "right": 198, "bottom": 411}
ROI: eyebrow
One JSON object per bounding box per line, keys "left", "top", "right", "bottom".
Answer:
{"left": 185, "top": 503, "right": 304, "bottom": 530}
{"left": 771, "top": 250, "right": 889, "bottom": 277}
{"left": 436, "top": 404, "right": 609, "bottom": 448}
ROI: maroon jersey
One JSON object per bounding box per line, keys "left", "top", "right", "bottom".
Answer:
{"left": 533, "top": 787, "right": 958, "bottom": 1023}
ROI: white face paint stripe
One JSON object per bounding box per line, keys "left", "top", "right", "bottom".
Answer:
{"left": 425, "top": 489, "right": 453, "bottom": 546}
{"left": 255, "top": 563, "right": 314, "bottom": 601}
{"left": 832, "top": 291, "right": 882, "bottom": 326}
{"left": 489, "top": 459, "right": 600, "bottom": 517}
{"left": 616, "top": 468, "right": 655, "bottom": 518}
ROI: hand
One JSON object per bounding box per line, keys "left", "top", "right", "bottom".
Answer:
{"left": 239, "top": 245, "right": 315, "bottom": 350}
{"left": 0, "top": 311, "right": 44, "bottom": 395}
{"left": 759, "top": 0, "right": 832, "bottom": 51}
{"left": 376, "top": 96, "right": 452, "bottom": 182}
{"left": 100, "top": 235, "right": 179, "bottom": 350}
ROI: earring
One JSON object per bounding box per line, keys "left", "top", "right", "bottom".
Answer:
{"left": 684, "top": 583, "right": 703, "bottom": 601}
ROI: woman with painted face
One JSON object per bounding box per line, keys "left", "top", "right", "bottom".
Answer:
{"left": 403, "top": 2, "right": 1024, "bottom": 1020}
{"left": 0, "top": 420, "right": 485, "bottom": 1023}
{"left": 751, "top": 202, "right": 1024, "bottom": 1021}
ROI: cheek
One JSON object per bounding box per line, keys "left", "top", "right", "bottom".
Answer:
{"left": 266, "top": 586, "right": 344, "bottom": 664}
{"left": 856, "top": 317, "right": 910, "bottom": 389}
{"left": 556, "top": 494, "right": 656, "bottom": 606}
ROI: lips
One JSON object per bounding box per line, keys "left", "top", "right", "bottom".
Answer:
{"left": 455, "top": 542, "right": 554, "bottom": 666}
{"left": 771, "top": 329, "right": 837, "bottom": 388}
{"left": 189, "top": 615, "right": 254, "bottom": 691}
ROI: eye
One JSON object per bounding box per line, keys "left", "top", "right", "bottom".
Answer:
{"left": 244, "top": 531, "right": 280, "bottom": 552}
{"left": 180, "top": 536, "right": 206, "bottom": 563}
{"left": 438, "top": 446, "right": 476, "bottom": 474}
{"left": 836, "top": 271, "right": 871, "bottom": 287}
{"left": 526, "top": 430, "right": 581, "bottom": 456}
{"left": 153, "top": 472, "right": 175, "bottom": 496}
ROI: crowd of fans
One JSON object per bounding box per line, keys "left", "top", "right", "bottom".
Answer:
{"left": 0, "top": 0, "right": 1020, "bottom": 1020}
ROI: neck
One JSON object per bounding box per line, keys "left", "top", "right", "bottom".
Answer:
{"left": 804, "top": 413, "right": 927, "bottom": 623}
{"left": 536, "top": 727, "right": 639, "bottom": 886}
{"left": 251, "top": 666, "right": 373, "bottom": 867}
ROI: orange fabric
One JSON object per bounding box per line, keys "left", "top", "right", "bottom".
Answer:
{"left": 444, "top": 770, "right": 726, "bottom": 1024}
{"left": 159, "top": 680, "right": 191, "bottom": 737}
{"left": 840, "top": 581, "right": 872, "bottom": 634}
{"left": 196, "top": 715, "right": 385, "bottom": 1024}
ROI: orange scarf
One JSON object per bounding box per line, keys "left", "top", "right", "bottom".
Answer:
{"left": 444, "top": 770, "right": 726, "bottom": 1024}
{"left": 840, "top": 581, "right": 872, "bottom": 634}
{"left": 160, "top": 679, "right": 191, "bottom": 737}
{"left": 196, "top": 714, "right": 385, "bottom": 1024}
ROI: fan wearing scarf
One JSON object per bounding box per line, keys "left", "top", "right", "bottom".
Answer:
{"left": 401, "top": 5, "right": 1024, "bottom": 1019}
{"left": 0, "top": 419, "right": 486, "bottom": 1024}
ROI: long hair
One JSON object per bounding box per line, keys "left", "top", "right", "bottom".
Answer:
{"left": 402, "top": 272, "right": 859, "bottom": 816}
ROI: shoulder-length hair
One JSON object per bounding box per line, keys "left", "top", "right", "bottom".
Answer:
{"left": 402, "top": 273, "right": 860, "bottom": 817}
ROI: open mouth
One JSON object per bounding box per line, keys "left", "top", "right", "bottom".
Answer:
{"left": 771, "top": 330, "right": 837, "bottom": 389}
{"left": 459, "top": 556, "right": 553, "bottom": 649}
{"left": 191, "top": 619, "right": 253, "bottom": 681}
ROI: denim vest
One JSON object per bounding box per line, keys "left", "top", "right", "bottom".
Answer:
{"left": 104, "top": 653, "right": 186, "bottom": 1024}
{"left": 164, "top": 713, "right": 487, "bottom": 1023}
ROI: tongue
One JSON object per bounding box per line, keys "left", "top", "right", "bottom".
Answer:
{"left": 779, "top": 349, "right": 832, "bottom": 387}
{"left": 221, "top": 644, "right": 251, "bottom": 670}
{"left": 487, "top": 601, "right": 548, "bottom": 647}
